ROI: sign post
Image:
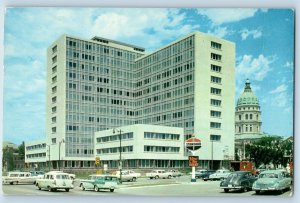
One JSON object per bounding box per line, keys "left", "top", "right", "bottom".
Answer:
{"left": 185, "top": 135, "right": 202, "bottom": 182}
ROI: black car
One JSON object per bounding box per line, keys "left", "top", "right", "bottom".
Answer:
{"left": 199, "top": 170, "right": 216, "bottom": 180}
{"left": 220, "top": 171, "right": 257, "bottom": 193}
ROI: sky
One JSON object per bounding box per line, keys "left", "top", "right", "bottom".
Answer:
{"left": 3, "top": 8, "right": 294, "bottom": 144}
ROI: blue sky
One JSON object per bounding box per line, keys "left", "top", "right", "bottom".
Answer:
{"left": 3, "top": 8, "right": 294, "bottom": 144}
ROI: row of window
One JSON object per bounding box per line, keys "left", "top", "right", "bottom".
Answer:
{"left": 96, "top": 132, "right": 134, "bottom": 143}
{"left": 96, "top": 146, "right": 133, "bottom": 154}
{"left": 26, "top": 143, "right": 46, "bottom": 151}
{"left": 238, "top": 114, "right": 259, "bottom": 120}
{"left": 26, "top": 153, "right": 46, "bottom": 159}
{"left": 144, "top": 146, "right": 180, "bottom": 153}
{"left": 144, "top": 132, "right": 180, "bottom": 140}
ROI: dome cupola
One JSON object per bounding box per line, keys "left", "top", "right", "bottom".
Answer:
{"left": 237, "top": 79, "right": 259, "bottom": 107}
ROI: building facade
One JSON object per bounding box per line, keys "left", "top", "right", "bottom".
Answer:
{"left": 26, "top": 31, "right": 235, "bottom": 170}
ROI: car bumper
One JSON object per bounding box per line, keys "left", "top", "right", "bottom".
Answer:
{"left": 252, "top": 187, "right": 279, "bottom": 191}
{"left": 221, "top": 186, "right": 243, "bottom": 190}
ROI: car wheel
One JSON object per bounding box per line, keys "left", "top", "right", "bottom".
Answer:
{"left": 255, "top": 190, "right": 260, "bottom": 195}
{"left": 224, "top": 189, "right": 229, "bottom": 193}
{"left": 95, "top": 186, "right": 100, "bottom": 192}
{"left": 48, "top": 186, "right": 52, "bottom": 192}
{"left": 168, "top": 175, "right": 172, "bottom": 179}
{"left": 110, "top": 189, "right": 114, "bottom": 192}
{"left": 150, "top": 177, "right": 153, "bottom": 179}
{"left": 65, "top": 188, "right": 70, "bottom": 192}
{"left": 132, "top": 177, "right": 137, "bottom": 182}
{"left": 80, "top": 184, "right": 85, "bottom": 191}
{"left": 155, "top": 175, "right": 159, "bottom": 179}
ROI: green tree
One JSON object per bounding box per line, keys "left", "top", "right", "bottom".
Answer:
{"left": 245, "top": 136, "right": 292, "bottom": 168}
{"left": 18, "top": 141, "right": 25, "bottom": 158}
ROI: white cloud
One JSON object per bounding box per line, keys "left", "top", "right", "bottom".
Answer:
{"left": 240, "top": 28, "right": 262, "bottom": 40}
{"left": 269, "top": 84, "right": 288, "bottom": 94}
{"left": 236, "top": 54, "right": 276, "bottom": 81}
{"left": 207, "top": 26, "right": 233, "bottom": 38}
{"left": 197, "top": 9, "right": 258, "bottom": 25}
{"left": 284, "top": 61, "right": 294, "bottom": 69}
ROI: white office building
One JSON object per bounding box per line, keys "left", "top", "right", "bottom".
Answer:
{"left": 25, "top": 31, "right": 235, "bottom": 170}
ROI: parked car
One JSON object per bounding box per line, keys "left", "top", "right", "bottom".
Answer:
{"left": 2, "top": 171, "right": 42, "bottom": 185}
{"left": 167, "top": 169, "right": 182, "bottom": 177}
{"left": 252, "top": 170, "right": 292, "bottom": 194}
{"left": 220, "top": 171, "right": 257, "bottom": 193}
{"left": 114, "top": 170, "right": 141, "bottom": 182}
{"left": 146, "top": 170, "right": 172, "bottom": 179}
{"left": 193, "top": 169, "right": 207, "bottom": 178}
{"left": 35, "top": 171, "right": 74, "bottom": 192}
{"left": 79, "top": 175, "right": 119, "bottom": 192}
{"left": 30, "top": 171, "right": 45, "bottom": 178}
{"left": 199, "top": 170, "right": 216, "bottom": 180}
{"left": 208, "top": 169, "right": 231, "bottom": 180}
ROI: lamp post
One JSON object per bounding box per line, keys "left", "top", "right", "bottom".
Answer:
{"left": 113, "top": 129, "right": 122, "bottom": 183}
{"left": 211, "top": 139, "right": 214, "bottom": 170}
{"left": 47, "top": 144, "right": 51, "bottom": 171}
{"left": 58, "top": 139, "right": 65, "bottom": 171}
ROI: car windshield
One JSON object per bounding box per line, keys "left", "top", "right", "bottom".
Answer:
{"left": 259, "top": 173, "right": 278, "bottom": 178}
{"left": 228, "top": 173, "right": 244, "bottom": 179}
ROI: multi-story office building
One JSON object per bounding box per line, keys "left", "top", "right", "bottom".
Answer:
{"left": 26, "top": 31, "right": 235, "bottom": 170}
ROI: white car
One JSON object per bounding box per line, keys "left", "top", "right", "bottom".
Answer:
{"left": 168, "top": 169, "right": 182, "bottom": 177}
{"left": 209, "top": 169, "right": 231, "bottom": 180}
{"left": 114, "top": 170, "right": 141, "bottom": 182}
{"left": 146, "top": 170, "right": 172, "bottom": 179}
{"left": 35, "top": 171, "right": 74, "bottom": 192}
{"left": 50, "top": 171, "right": 76, "bottom": 180}
{"left": 2, "top": 171, "right": 42, "bottom": 185}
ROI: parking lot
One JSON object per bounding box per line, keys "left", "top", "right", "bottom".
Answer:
{"left": 2, "top": 175, "right": 292, "bottom": 196}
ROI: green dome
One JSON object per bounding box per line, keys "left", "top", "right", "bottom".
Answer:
{"left": 237, "top": 79, "right": 259, "bottom": 107}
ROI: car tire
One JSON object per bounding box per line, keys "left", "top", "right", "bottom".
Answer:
{"left": 110, "top": 189, "right": 114, "bottom": 192}
{"left": 168, "top": 175, "right": 172, "bottom": 179}
{"left": 224, "top": 189, "right": 229, "bottom": 193}
{"left": 150, "top": 177, "right": 153, "bottom": 179}
{"left": 65, "top": 188, "right": 70, "bottom": 192}
{"left": 48, "top": 186, "right": 52, "bottom": 192}
{"left": 95, "top": 186, "right": 100, "bottom": 192}
{"left": 132, "top": 177, "right": 137, "bottom": 182}
{"left": 155, "top": 175, "right": 159, "bottom": 179}
{"left": 80, "top": 184, "right": 85, "bottom": 191}
{"left": 255, "top": 190, "right": 260, "bottom": 195}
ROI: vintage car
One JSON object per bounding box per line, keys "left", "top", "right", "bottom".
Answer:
{"left": 208, "top": 169, "right": 231, "bottom": 180}
{"left": 2, "top": 171, "right": 42, "bottom": 185}
{"left": 79, "top": 175, "right": 119, "bottom": 192}
{"left": 220, "top": 171, "right": 257, "bottom": 193}
{"left": 146, "top": 170, "right": 172, "bottom": 179}
{"left": 252, "top": 170, "right": 292, "bottom": 194}
{"left": 35, "top": 171, "right": 74, "bottom": 192}
{"left": 199, "top": 170, "right": 216, "bottom": 180}
{"left": 167, "top": 169, "right": 182, "bottom": 177}
{"left": 114, "top": 170, "right": 141, "bottom": 182}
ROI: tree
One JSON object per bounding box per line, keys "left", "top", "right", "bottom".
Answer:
{"left": 245, "top": 136, "right": 293, "bottom": 168}
{"left": 18, "top": 141, "right": 25, "bottom": 158}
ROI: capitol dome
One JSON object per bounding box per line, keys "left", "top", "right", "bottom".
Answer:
{"left": 237, "top": 79, "right": 259, "bottom": 107}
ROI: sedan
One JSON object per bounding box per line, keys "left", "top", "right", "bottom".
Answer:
{"left": 220, "top": 171, "right": 257, "bottom": 193}
{"left": 252, "top": 170, "right": 292, "bottom": 194}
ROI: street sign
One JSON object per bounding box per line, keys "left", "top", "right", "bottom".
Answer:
{"left": 185, "top": 136, "right": 202, "bottom": 151}
{"left": 189, "top": 156, "right": 199, "bottom": 167}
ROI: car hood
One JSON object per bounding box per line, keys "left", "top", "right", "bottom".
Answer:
{"left": 255, "top": 178, "right": 277, "bottom": 185}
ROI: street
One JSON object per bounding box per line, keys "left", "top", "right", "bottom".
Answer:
{"left": 2, "top": 175, "right": 292, "bottom": 197}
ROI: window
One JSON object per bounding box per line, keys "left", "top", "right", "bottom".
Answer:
{"left": 52, "top": 86, "right": 57, "bottom": 93}
{"left": 52, "top": 107, "right": 57, "bottom": 113}
{"left": 52, "top": 45, "right": 57, "bottom": 53}
{"left": 211, "top": 76, "right": 222, "bottom": 84}
{"left": 211, "top": 110, "right": 221, "bottom": 118}
{"left": 52, "top": 76, "right": 57, "bottom": 83}
{"left": 211, "top": 99, "right": 221, "bottom": 106}
{"left": 52, "top": 138, "right": 56, "bottom": 144}
{"left": 211, "top": 41, "right": 222, "bottom": 50}
{"left": 51, "top": 117, "right": 56, "bottom": 123}
{"left": 245, "top": 114, "right": 248, "bottom": 120}
{"left": 52, "top": 96, "right": 57, "bottom": 103}
{"left": 210, "top": 134, "right": 221, "bottom": 141}
{"left": 210, "top": 122, "right": 221, "bottom": 129}
{"left": 52, "top": 66, "right": 57, "bottom": 73}
{"left": 250, "top": 114, "right": 253, "bottom": 120}
{"left": 239, "top": 115, "right": 241, "bottom": 120}
{"left": 211, "top": 64, "right": 221, "bottom": 72}
{"left": 211, "top": 87, "right": 221, "bottom": 95}
{"left": 52, "top": 56, "right": 57, "bottom": 64}
{"left": 51, "top": 127, "right": 56, "bottom": 133}
{"left": 211, "top": 53, "right": 222, "bottom": 61}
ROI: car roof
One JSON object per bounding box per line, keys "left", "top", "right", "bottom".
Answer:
{"left": 260, "top": 170, "right": 283, "bottom": 174}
